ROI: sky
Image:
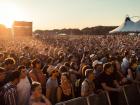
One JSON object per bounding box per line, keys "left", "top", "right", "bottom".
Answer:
{"left": 0, "top": 0, "right": 140, "bottom": 30}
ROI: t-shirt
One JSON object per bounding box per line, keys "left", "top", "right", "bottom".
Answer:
{"left": 81, "top": 79, "right": 95, "bottom": 96}
{"left": 121, "top": 57, "right": 129, "bottom": 75}
{"left": 29, "top": 95, "right": 49, "bottom": 105}
{"left": 97, "top": 72, "right": 116, "bottom": 89}
{"left": 17, "top": 76, "right": 31, "bottom": 105}
{"left": 46, "top": 78, "right": 58, "bottom": 105}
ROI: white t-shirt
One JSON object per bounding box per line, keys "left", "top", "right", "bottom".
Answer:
{"left": 17, "top": 76, "right": 31, "bottom": 105}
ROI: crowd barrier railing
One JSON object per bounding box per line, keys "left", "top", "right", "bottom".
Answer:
{"left": 55, "top": 83, "right": 140, "bottom": 105}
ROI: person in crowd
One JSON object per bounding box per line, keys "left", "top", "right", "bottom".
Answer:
{"left": 57, "top": 73, "right": 74, "bottom": 102}
{"left": 0, "top": 67, "right": 6, "bottom": 87}
{"left": 126, "top": 59, "right": 139, "bottom": 83}
{"left": 121, "top": 51, "right": 130, "bottom": 75}
{"left": 3, "top": 70, "right": 20, "bottom": 105}
{"left": 98, "top": 63, "right": 122, "bottom": 105}
{"left": 46, "top": 57, "right": 55, "bottom": 74}
{"left": 0, "top": 67, "right": 6, "bottom": 105}
{"left": 136, "top": 56, "right": 140, "bottom": 80}
{"left": 69, "top": 62, "right": 80, "bottom": 86}
{"left": 29, "top": 81, "right": 51, "bottom": 105}
{"left": 92, "top": 60, "right": 103, "bottom": 78}
{"left": 81, "top": 69, "right": 96, "bottom": 97}
{"left": 19, "top": 56, "right": 31, "bottom": 69}
{"left": 0, "top": 53, "right": 4, "bottom": 66}
{"left": 0, "top": 33, "right": 140, "bottom": 104}
{"left": 30, "top": 59, "right": 46, "bottom": 95}
{"left": 3, "top": 57, "right": 16, "bottom": 71}
{"left": 58, "top": 65, "right": 68, "bottom": 74}
{"left": 17, "top": 65, "right": 31, "bottom": 105}
{"left": 109, "top": 56, "right": 127, "bottom": 85}
{"left": 46, "top": 66, "right": 59, "bottom": 105}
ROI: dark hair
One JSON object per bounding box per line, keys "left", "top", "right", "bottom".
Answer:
{"left": 0, "top": 53, "right": 4, "bottom": 58}
{"left": 59, "top": 65, "right": 68, "bottom": 73}
{"left": 31, "top": 81, "right": 41, "bottom": 92}
{"left": 61, "top": 72, "right": 71, "bottom": 82}
{"left": 64, "top": 62, "right": 70, "bottom": 67}
{"left": 124, "top": 51, "right": 129, "bottom": 57}
{"left": 31, "top": 58, "right": 41, "bottom": 68}
{"left": 70, "top": 62, "right": 76, "bottom": 70}
{"left": 9, "top": 70, "right": 20, "bottom": 81}
{"left": 4, "top": 58, "right": 15, "bottom": 65}
{"left": 47, "top": 57, "right": 53, "bottom": 64}
{"left": 103, "top": 63, "right": 112, "bottom": 72}
{"left": 109, "top": 56, "right": 117, "bottom": 62}
{"left": 68, "top": 55, "right": 73, "bottom": 61}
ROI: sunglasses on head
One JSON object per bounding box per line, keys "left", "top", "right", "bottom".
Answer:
{"left": 36, "top": 61, "right": 41, "bottom": 64}
{"left": 52, "top": 70, "right": 58, "bottom": 73}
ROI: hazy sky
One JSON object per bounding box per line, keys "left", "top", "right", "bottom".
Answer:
{"left": 0, "top": 0, "right": 140, "bottom": 30}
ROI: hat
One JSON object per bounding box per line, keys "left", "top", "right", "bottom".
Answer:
{"left": 92, "top": 60, "right": 102, "bottom": 68}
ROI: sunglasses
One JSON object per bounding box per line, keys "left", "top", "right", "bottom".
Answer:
{"left": 52, "top": 70, "right": 58, "bottom": 73}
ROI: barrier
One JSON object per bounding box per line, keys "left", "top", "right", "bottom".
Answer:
{"left": 55, "top": 103, "right": 64, "bottom": 105}
{"left": 118, "top": 89, "right": 128, "bottom": 105}
{"left": 55, "top": 84, "right": 140, "bottom": 105}
{"left": 87, "top": 94, "right": 97, "bottom": 105}
{"left": 123, "top": 84, "right": 140, "bottom": 105}
{"left": 87, "top": 92, "right": 109, "bottom": 105}
{"left": 64, "top": 97, "right": 88, "bottom": 105}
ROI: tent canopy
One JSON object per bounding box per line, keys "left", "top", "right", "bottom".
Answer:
{"left": 110, "top": 16, "right": 140, "bottom": 33}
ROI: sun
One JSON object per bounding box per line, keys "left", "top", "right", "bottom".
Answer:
{"left": 0, "top": 2, "right": 21, "bottom": 28}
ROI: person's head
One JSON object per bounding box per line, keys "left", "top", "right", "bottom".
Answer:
{"left": 4, "top": 57, "right": 16, "bottom": 70}
{"left": 31, "top": 58, "right": 41, "bottom": 69}
{"left": 92, "top": 60, "right": 103, "bottom": 71}
{"left": 9, "top": 70, "right": 20, "bottom": 85}
{"left": 109, "top": 55, "right": 117, "bottom": 63}
{"left": 64, "top": 62, "right": 70, "bottom": 68}
{"left": 0, "top": 53, "right": 4, "bottom": 62}
{"left": 60, "top": 72, "right": 70, "bottom": 84}
{"left": 0, "top": 67, "right": 6, "bottom": 82}
{"left": 59, "top": 65, "right": 68, "bottom": 74}
{"left": 17, "top": 65, "right": 27, "bottom": 78}
{"left": 90, "top": 54, "right": 97, "bottom": 61}
{"left": 47, "top": 57, "right": 53, "bottom": 65}
{"left": 49, "top": 67, "right": 59, "bottom": 78}
{"left": 124, "top": 51, "right": 130, "bottom": 58}
{"left": 70, "top": 62, "right": 78, "bottom": 70}
{"left": 103, "top": 63, "right": 113, "bottom": 75}
{"left": 85, "top": 69, "right": 95, "bottom": 81}
{"left": 19, "top": 56, "right": 29, "bottom": 66}
{"left": 31, "top": 81, "right": 42, "bottom": 98}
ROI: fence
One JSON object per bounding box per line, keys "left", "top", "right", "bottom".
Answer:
{"left": 56, "top": 83, "right": 140, "bottom": 105}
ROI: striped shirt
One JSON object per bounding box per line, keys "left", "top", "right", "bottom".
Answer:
{"left": 3, "top": 82, "right": 17, "bottom": 105}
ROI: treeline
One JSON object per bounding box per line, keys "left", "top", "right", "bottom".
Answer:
{"left": 34, "top": 26, "right": 117, "bottom": 36}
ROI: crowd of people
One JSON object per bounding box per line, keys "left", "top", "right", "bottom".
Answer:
{"left": 0, "top": 35, "right": 140, "bottom": 105}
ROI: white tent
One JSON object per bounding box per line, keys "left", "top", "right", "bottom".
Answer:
{"left": 110, "top": 17, "right": 140, "bottom": 33}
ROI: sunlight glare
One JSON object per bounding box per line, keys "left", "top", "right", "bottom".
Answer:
{"left": 0, "top": 2, "right": 22, "bottom": 28}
